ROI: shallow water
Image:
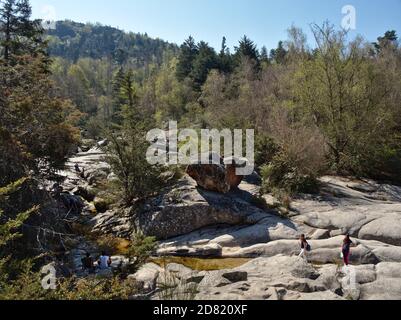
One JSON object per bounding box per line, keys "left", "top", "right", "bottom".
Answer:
{"left": 151, "top": 256, "right": 252, "bottom": 271}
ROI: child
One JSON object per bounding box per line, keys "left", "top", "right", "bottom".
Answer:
{"left": 299, "top": 234, "right": 310, "bottom": 261}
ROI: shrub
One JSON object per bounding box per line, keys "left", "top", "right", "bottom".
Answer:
{"left": 126, "top": 232, "right": 157, "bottom": 274}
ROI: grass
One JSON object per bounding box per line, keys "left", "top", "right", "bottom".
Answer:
{"left": 151, "top": 256, "right": 251, "bottom": 271}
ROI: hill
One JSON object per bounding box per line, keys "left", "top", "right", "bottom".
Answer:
{"left": 45, "top": 20, "right": 178, "bottom": 66}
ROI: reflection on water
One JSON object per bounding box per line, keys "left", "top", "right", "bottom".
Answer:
{"left": 151, "top": 256, "right": 251, "bottom": 271}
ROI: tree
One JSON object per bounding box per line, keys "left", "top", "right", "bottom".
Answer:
{"left": 270, "top": 41, "right": 287, "bottom": 64}
{"left": 0, "top": 178, "right": 37, "bottom": 294}
{"left": 260, "top": 46, "right": 269, "bottom": 65}
{"left": 1, "top": 0, "right": 80, "bottom": 182}
{"left": 373, "top": 30, "right": 398, "bottom": 53}
{"left": 105, "top": 69, "right": 165, "bottom": 205}
{"left": 190, "top": 41, "right": 218, "bottom": 88}
{"left": 218, "top": 36, "right": 233, "bottom": 73}
{"left": 0, "top": 0, "right": 45, "bottom": 62}
{"left": 176, "top": 36, "right": 198, "bottom": 81}
{"left": 235, "top": 35, "right": 260, "bottom": 69}
{"left": 295, "top": 23, "right": 397, "bottom": 174}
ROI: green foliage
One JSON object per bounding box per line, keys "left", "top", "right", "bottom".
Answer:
{"left": 54, "top": 276, "right": 140, "bottom": 300}
{"left": 190, "top": 41, "right": 219, "bottom": 89}
{"left": 176, "top": 36, "right": 198, "bottom": 81}
{"left": 0, "top": 179, "right": 37, "bottom": 299}
{"left": 126, "top": 232, "right": 157, "bottom": 274}
{"left": 261, "top": 152, "right": 320, "bottom": 196}
{"left": 235, "top": 35, "right": 260, "bottom": 70}
{"left": 46, "top": 20, "right": 178, "bottom": 66}
{"left": 0, "top": 0, "right": 47, "bottom": 62}
{"left": 295, "top": 23, "right": 400, "bottom": 177}
{"left": 105, "top": 125, "right": 164, "bottom": 205}
{"left": 270, "top": 41, "right": 288, "bottom": 64}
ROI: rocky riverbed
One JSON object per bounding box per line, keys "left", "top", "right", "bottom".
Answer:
{"left": 58, "top": 145, "right": 401, "bottom": 300}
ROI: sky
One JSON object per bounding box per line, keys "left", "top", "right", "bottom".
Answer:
{"left": 30, "top": 0, "right": 401, "bottom": 51}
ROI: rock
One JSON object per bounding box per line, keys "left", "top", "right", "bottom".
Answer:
{"left": 97, "top": 139, "right": 109, "bottom": 148}
{"left": 94, "top": 197, "right": 109, "bottom": 213}
{"left": 90, "top": 208, "right": 133, "bottom": 238}
{"left": 330, "top": 229, "right": 345, "bottom": 237}
{"left": 262, "top": 194, "right": 281, "bottom": 208}
{"left": 133, "top": 177, "right": 276, "bottom": 240}
{"left": 358, "top": 217, "right": 401, "bottom": 246}
{"left": 185, "top": 274, "right": 206, "bottom": 284}
{"left": 359, "top": 264, "right": 401, "bottom": 300}
{"left": 110, "top": 255, "right": 129, "bottom": 269}
{"left": 73, "top": 185, "right": 96, "bottom": 202}
{"left": 196, "top": 255, "right": 344, "bottom": 300}
{"left": 129, "top": 263, "right": 163, "bottom": 292}
{"left": 186, "top": 162, "right": 230, "bottom": 193}
{"left": 311, "top": 229, "right": 331, "bottom": 240}
{"left": 166, "top": 263, "right": 193, "bottom": 277}
{"left": 371, "top": 245, "right": 401, "bottom": 262}
{"left": 199, "top": 272, "right": 233, "bottom": 288}
{"left": 224, "top": 157, "right": 249, "bottom": 189}
{"left": 222, "top": 271, "right": 248, "bottom": 282}
{"left": 186, "top": 153, "right": 246, "bottom": 193}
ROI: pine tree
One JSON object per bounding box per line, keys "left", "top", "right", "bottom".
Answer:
{"left": 373, "top": 30, "right": 398, "bottom": 53}
{"left": 111, "top": 67, "right": 125, "bottom": 123}
{"left": 176, "top": 36, "right": 198, "bottom": 81}
{"left": 190, "top": 41, "right": 218, "bottom": 88}
{"left": 260, "top": 46, "right": 270, "bottom": 65}
{"left": 270, "top": 41, "right": 287, "bottom": 64}
{"left": 0, "top": 0, "right": 45, "bottom": 62}
{"left": 235, "top": 36, "right": 260, "bottom": 66}
{"left": 218, "top": 36, "right": 233, "bottom": 73}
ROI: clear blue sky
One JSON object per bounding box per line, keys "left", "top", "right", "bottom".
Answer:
{"left": 30, "top": 0, "right": 401, "bottom": 51}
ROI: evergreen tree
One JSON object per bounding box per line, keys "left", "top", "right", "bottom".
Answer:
{"left": 218, "top": 36, "right": 233, "bottom": 73}
{"left": 176, "top": 36, "right": 198, "bottom": 81}
{"left": 0, "top": 0, "right": 45, "bottom": 62}
{"left": 190, "top": 41, "right": 218, "bottom": 88}
{"left": 111, "top": 66, "right": 125, "bottom": 123}
{"left": 270, "top": 41, "right": 287, "bottom": 64}
{"left": 260, "top": 46, "right": 270, "bottom": 65}
{"left": 235, "top": 35, "right": 260, "bottom": 68}
{"left": 373, "top": 30, "right": 398, "bottom": 53}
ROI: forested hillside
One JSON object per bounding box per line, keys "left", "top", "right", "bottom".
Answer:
{"left": 2, "top": 0, "right": 401, "bottom": 301}
{"left": 46, "top": 20, "right": 178, "bottom": 65}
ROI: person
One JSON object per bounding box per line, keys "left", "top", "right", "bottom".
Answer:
{"left": 81, "top": 252, "right": 95, "bottom": 274}
{"left": 299, "top": 234, "right": 310, "bottom": 261}
{"left": 98, "top": 251, "right": 112, "bottom": 270}
{"left": 342, "top": 234, "right": 354, "bottom": 266}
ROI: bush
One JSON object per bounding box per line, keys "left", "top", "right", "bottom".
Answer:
{"left": 105, "top": 125, "right": 166, "bottom": 205}
{"left": 261, "top": 152, "right": 320, "bottom": 196}
{"left": 126, "top": 232, "right": 157, "bottom": 274}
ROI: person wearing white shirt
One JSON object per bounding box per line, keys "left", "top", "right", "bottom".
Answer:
{"left": 98, "top": 251, "right": 112, "bottom": 269}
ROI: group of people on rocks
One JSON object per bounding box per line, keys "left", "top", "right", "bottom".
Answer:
{"left": 81, "top": 251, "right": 112, "bottom": 274}
{"left": 299, "top": 234, "right": 355, "bottom": 266}
{"left": 82, "top": 235, "right": 354, "bottom": 275}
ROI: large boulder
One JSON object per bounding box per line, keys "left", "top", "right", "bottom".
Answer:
{"left": 134, "top": 177, "right": 272, "bottom": 240}
{"left": 186, "top": 154, "right": 246, "bottom": 193}
{"left": 195, "top": 255, "right": 341, "bottom": 300}
{"left": 358, "top": 217, "right": 401, "bottom": 246}
{"left": 129, "top": 263, "right": 163, "bottom": 292}
{"left": 186, "top": 162, "right": 230, "bottom": 193}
